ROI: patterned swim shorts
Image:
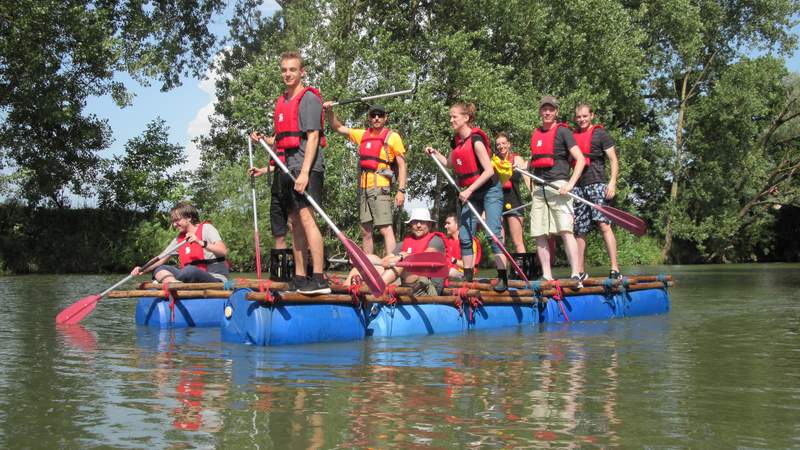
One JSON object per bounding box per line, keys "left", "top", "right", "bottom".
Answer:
{"left": 573, "top": 183, "right": 611, "bottom": 236}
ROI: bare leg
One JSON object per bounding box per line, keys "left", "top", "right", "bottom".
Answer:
{"left": 560, "top": 230, "right": 581, "bottom": 277}
{"left": 377, "top": 224, "right": 396, "bottom": 257}
{"left": 154, "top": 269, "right": 177, "bottom": 284}
{"left": 575, "top": 235, "right": 587, "bottom": 274}
{"left": 289, "top": 211, "right": 308, "bottom": 277}
{"left": 507, "top": 216, "right": 526, "bottom": 253}
{"left": 274, "top": 234, "right": 288, "bottom": 250}
{"left": 535, "top": 235, "right": 553, "bottom": 279}
{"left": 297, "top": 206, "right": 325, "bottom": 274}
{"left": 361, "top": 222, "right": 374, "bottom": 255}
{"left": 598, "top": 222, "right": 619, "bottom": 271}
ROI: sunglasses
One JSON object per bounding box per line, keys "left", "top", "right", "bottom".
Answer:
{"left": 369, "top": 112, "right": 386, "bottom": 118}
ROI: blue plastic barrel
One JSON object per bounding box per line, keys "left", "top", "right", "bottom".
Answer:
{"left": 220, "top": 289, "right": 367, "bottom": 346}
{"left": 135, "top": 296, "right": 226, "bottom": 328}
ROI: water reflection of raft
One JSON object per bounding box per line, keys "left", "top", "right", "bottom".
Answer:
{"left": 111, "top": 276, "right": 672, "bottom": 344}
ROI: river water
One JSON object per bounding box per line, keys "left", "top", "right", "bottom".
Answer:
{"left": 0, "top": 264, "right": 798, "bottom": 448}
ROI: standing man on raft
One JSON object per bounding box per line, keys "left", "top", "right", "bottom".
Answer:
{"left": 527, "top": 96, "right": 586, "bottom": 286}
{"left": 323, "top": 101, "right": 407, "bottom": 256}
{"left": 249, "top": 51, "right": 330, "bottom": 294}
{"left": 572, "top": 102, "right": 621, "bottom": 280}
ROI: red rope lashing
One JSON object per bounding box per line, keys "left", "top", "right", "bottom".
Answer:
{"left": 349, "top": 276, "right": 363, "bottom": 306}
{"left": 453, "top": 286, "right": 468, "bottom": 316}
{"left": 468, "top": 295, "right": 483, "bottom": 322}
{"left": 384, "top": 284, "right": 398, "bottom": 306}
{"left": 162, "top": 281, "right": 175, "bottom": 322}
{"left": 552, "top": 279, "right": 570, "bottom": 322}
{"left": 261, "top": 279, "right": 274, "bottom": 304}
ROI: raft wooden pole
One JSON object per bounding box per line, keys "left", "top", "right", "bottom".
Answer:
{"left": 137, "top": 274, "right": 672, "bottom": 293}
{"left": 243, "top": 281, "right": 671, "bottom": 305}
{"left": 107, "top": 290, "right": 232, "bottom": 299}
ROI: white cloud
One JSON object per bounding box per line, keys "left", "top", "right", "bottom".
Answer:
{"left": 184, "top": 61, "right": 222, "bottom": 171}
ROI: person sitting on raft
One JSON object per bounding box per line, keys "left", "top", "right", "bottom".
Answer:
{"left": 347, "top": 208, "right": 445, "bottom": 296}
{"left": 443, "top": 212, "right": 482, "bottom": 279}
{"left": 131, "top": 202, "right": 229, "bottom": 283}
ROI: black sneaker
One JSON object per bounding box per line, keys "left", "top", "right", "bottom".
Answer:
{"left": 285, "top": 275, "right": 305, "bottom": 292}
{"left": 578, "top": 272, "right": 589, "bottom": 281}
{"left": 609, "top": 270, "right": 622, "bottom": 280}
{"left": 570, "top": 275, "right": 584, "bottom": 289}
{"left": 298, "top": 274, "right": 331, "bottom": 295}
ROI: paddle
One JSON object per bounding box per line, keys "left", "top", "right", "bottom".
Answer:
{"left": 502, "top": 200, "right": 533, "bottom": 216}
{"left": 428, "top": 151, "right": 530, "bottom": 285}
{"left": 55, "top": 239, "right": 187, "bottom": 325}
{"left": 254, "top": 137, "right": 386, "bottom": 296}
{"left": 246, "top": 134, "right": 265, "bottom": 285}
{"left": 328, "top": 86, "right": 416, "bottom": 107}
{"left": 330, "top": 251, "right": 449, "bottom": 278}
{"left": 514, "top": 167, "right": 647, "bottom": 236}
{"left": 395, "top": 252, "right": 449, "bottom": 278}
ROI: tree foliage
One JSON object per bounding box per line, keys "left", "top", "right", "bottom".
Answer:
{"left": 98, "top": 118, "right": 189, "bottom": 214}
{"left": 0, "top": 0, "right": 226, "bottom": 206}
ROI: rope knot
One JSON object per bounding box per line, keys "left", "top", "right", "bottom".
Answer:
{"left": 348, "top": 276, "right": 363, "bottom": 306}
{"left": 384, "top": 284, "right": 398, "bottom": 306}
{"left": 552, "top": 279, "right": 570, "bottom": 322}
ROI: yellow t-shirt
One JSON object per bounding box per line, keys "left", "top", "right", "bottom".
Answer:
{"left": 349, "top": 128, "right": 406, "bottom": 188}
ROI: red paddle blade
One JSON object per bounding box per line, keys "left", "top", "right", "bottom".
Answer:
{"left": 596, "top": 205, "right": 647, "bottom": 236}
{"left": 55, "top": 294, "right": 102, "bottom": 325}
{"left": 396, "top": 252, "right": 449, "bottom": 278}
{"left": 341, "top": 236, "right": 386, "bottom": 296}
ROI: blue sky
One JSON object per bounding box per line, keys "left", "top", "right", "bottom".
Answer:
{"left": 86, "top": 1, "right": 280, "bottom": 171}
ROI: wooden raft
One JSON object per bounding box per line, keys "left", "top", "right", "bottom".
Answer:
{"left": 107, "top": 275, "right": 673, "bottom": 306}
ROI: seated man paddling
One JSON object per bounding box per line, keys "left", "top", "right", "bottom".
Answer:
{"left": 347, "top": 208, "right": 445, "bottom": 296}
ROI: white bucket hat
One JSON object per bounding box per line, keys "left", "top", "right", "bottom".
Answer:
{"left": 405, "top": 208, "right": 435, "bottom": 224}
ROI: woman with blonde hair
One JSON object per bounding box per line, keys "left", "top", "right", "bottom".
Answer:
{"left": 426, "top": 102, "right": 508, "bottom": 291}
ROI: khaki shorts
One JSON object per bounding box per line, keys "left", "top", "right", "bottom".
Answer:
{"left": 530, "top": 180, "right": 574, "bottom": 237}
{"left": 359, "top": 187, "right": 394, "bottom": 226}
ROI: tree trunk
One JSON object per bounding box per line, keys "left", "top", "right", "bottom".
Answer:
{"left": 661, "top": 73, "right": 690, "bottom": 262}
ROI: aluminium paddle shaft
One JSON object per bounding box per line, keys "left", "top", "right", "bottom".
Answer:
{"left": 328, "top": 86, "right": 416, "bottom": 107}
{"left": 427, "top": 151, "right": 530, "bottom": 284}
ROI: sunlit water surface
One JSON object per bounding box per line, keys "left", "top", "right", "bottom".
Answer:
{"left": 0, "top": 264, "right": 798, "bottom": 448}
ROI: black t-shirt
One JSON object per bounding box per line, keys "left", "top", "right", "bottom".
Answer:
{"left": 577, "top": 127, "right": 616, "bottom": 187}
{"left": 532, "top": 126, "right": 576, "bottom": 182}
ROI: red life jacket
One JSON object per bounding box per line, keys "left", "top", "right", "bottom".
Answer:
{"left": 273, "top": 86, "right": 327, "bottom": 163}
{"left": 401, "top": 231, "right": 446, "bottom": 255}
{"left": 529, "top": 123, "right": 568, "bottom": 168}
{"left": 177, "top": 222, "right": 210, "bottom": 271}
{"left": 358, "top": 127, "right": 392, "bottom": 171}
{"left": 452, "top": 127, "right": 492, "bottom": 187}
{"left": 501, "top": 152, "right": 517, "bottom": 190}
{"left": 571, "top": 124, "right": 603, "bottom": 167}
{"left": 444, "top": 235, "right": 482, "bottom": 270}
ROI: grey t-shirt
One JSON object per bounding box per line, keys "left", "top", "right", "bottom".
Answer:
{"left": 166, "top": 223, "right": 228, "bottom": 276}
{"left": 532, "top": 126, "right": 577, "bottom": 182}
{"left": 284, "top": 90, "right": 325, "bottom": 174}
{"left": 393, "top": 235, "right": 446, "bottom": 255}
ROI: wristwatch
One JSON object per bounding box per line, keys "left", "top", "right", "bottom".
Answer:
{"left": 398, "top": 187, "right": 406, "bottom": 194}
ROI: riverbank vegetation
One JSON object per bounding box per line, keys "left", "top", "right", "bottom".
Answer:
{"left": 2, "top": 0, "right": 799, "bottom": 273}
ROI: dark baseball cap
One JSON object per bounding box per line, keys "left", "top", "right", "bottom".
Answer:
{"left": 539, "top": 96, "right": 559, "bottom": 108}
{"left": 368, "top": 104, "right": 386, "bottom": 114}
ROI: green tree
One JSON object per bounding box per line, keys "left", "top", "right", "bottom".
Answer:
{"left": 631, "top": 0, "right": 799, "bottom": 260}
{"left": 0, "top": 0, "right": 227, "bottom": 206}
{"left": 98, "top": 118, "right": 188, "bottom": 214}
